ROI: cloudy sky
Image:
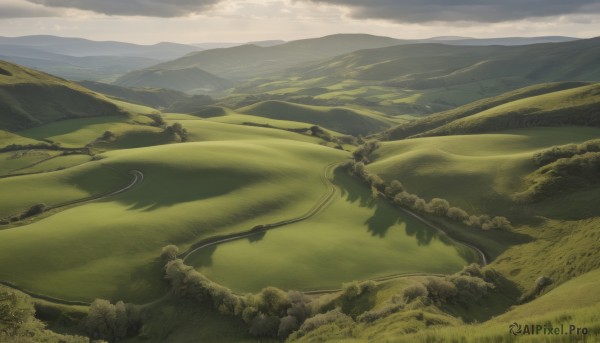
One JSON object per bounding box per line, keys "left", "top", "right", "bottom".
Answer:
{"left": 1, "top": 0, "right": 599, "bottom": 44}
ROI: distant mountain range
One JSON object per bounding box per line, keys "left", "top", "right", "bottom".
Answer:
{"left": 0, "top": 33, "right": 585, "bottom": 93}
{"left": 282, "top": 37, "right": 600, "bottom": 97}
{"left": 0, "top": 35, "right": 201, "bottom": 59}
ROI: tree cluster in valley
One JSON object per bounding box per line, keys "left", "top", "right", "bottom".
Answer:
{"left": 159, "top": 249, "right": 497, "bottom": 341}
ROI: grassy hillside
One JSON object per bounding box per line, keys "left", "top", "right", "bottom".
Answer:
{"left": 0, "top": 140, "right": 347, "bottom": 302}
{"left": 293, "top": 37, "right": 600, "bottom": 85}
{"left": 17, "top": 115, "right": 167, "bottom": 149}
{"left": 237, "top": 100, "right": 394, "bottom": 135}
{"left": 236, "top": 37, "right": 600, "bottom": 117}
{"left": 151, "top": 34, "right": 404, "bottom": 80}
{"left": 289, "top": 267, "right": 599, "bottom": 343}
{"left": 411, "top": 82, "right": 600, "bottom": 137}
{"left": 113, "top": 67, "right": 234, "bottom": 94}
{"left": 0, "top": 60, "right": 128, "bottom": 131}
{"left": 368, "top": 127, "right": 600, "bottom": 220}
{"left": 378, "top": 82, "right": 591, "bottom": 140}
{"left": 78, "top": 81, "right": 188, "bottom": 108}
{"left": 187, "top": 169, "right": 478, "bottom": 293}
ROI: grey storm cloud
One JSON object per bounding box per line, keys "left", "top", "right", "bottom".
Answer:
{"left": 0, "top": 1, "right": 61, "bottom": 18}
{"left": 24, "top": 0, "right": 222, "bottom": 17}
{"left": 302, "top": 0, "right": 600, "bottom": 23}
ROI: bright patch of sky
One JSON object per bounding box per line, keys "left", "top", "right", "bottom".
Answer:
{"left": 0, "top": 0, "right": 598, "bottom": 44}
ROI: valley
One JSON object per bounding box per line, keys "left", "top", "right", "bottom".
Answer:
{"left": 0, "top": 31, "right": 598, "bottom": 343}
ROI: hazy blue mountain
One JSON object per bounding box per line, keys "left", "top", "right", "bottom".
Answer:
{"left": 0, "top": 35, "right": 201, "bottom": 60}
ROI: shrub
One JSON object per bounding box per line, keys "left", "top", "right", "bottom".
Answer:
{"left": 459, "top": 263, "right": 483, "bottom": 278}
{"left": 166, "top": 123, "right": 188, "bottom": 142}
{"left": 352, "top": 141, "right": 380, "bottom": 163}
{"left": 428, "top": 198, "right": 450, "bottom": 216}
{"left": 0, "top": 290, "right": 35, "bottom": 331}
{"left": 403, "top": 283, "right": 429, "bottom": 302}
{"left": 278, "top": 315, "right": 299, "bottom": 339}
{"left": 447, "top": 207, "right": 469, "bottom": 221}
{"left": 413, "top": 198, "right": 428, "bottom": 212}
{"left": 394, "top": 192, "right": 418, "bottom": 208}
{"left": 20, "top": 203, "right": 46, "bottom": 220}
{"left": 448, "top": 275, "right": 494, "bottom": 304}
{"left": 425, "top": 278, "right": 457, "bottom": 303}
{"left": 147, "top": 113, "right": 166, "bottom": 127}
{"left": 249, "top": 313, "right": 279, "bottom": 337}
{"left": 352, "top": 162, "right": 366, "bottom": 178}
{"left": 294, "top": 309, "right": 353, "bottom": 338}
{"left": 242, "top": 306, "right": 258, "bottom": 324}
{"left": 86, "top": 299, "right": 116, "bottom": 342}
{"left": 258, "top": 287, "right": 289, "bottom": 317}
{"left": 482, "top": 216, "right": 513, "bottom": 230}
{"left": 385, "top": 180, "right": 405, "bottom": 197}
{"left": 356, "top": 303, "right": 403, "bottom": 323}
{"left": 286, "top": 291, "right": 312, "bottom": 322}
{"left": 160, "top": 245, "right": 179, "bottom": 261}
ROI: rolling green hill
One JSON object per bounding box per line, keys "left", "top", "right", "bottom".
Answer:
{"left": 0, "top": 140, "right": 347, "bottom": 302}
{"left": 0, "top": 60, "right": 127, "bottom": 131}
{"left": 237, "top": 100, "right": 394, "bottom": 135}
{"left": 293, "top": 37, "right": 600, "bottom": 85}
{"left": 113, "top": 67, "right": 234, "bottom": 94}
{"left": 78, "top": 81, "right": 188, "bottom": 108}
{"left": 368, "top": 126, "right": 600, "bottom": 220}
{"left": 380, "top": 82, "right": 600, "bottom": 139}
{"left": 411, "top": 83, "right": 600, "bottom": 137}
{"left": 240, "top": 37, "right": 600, "bottom": 116}
{"left": 149, "top": 34, "right": 404, "bottom": 80}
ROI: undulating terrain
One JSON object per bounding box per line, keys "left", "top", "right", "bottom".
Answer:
{"left": 0, "top": 33, "right": 599, "bottom": 343}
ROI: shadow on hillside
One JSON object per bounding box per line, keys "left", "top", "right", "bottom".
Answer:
{"left": 187, "top": 244, "right": 218, "bottom": 268}
{"left": 333, "top": 168, "right": 442, "bottom": 245}
{"left": 111, "top": 257, "right": 167, "bottom": 304}
{"left": 105, "top": 170, "right": 263, "bottom": 212}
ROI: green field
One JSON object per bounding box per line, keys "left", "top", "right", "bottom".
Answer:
{"left": 0, "top": 139, "right": 347, "bottom": 302}
{"left": 187, "top": 169, "right": 479, "bottom": 293}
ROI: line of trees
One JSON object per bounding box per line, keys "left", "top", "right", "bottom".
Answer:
{"left": 0, "top": 143, "right": 90, "bottom": 155}
{"left": 533, "top": 138, "right": 600, "bottom": 166}
{"left": 418, "top": 264, "right": 495, "bottom": 306}
{"left": 163, "top": 257, "right": 311, "bottom": 339}
{"left": 160, "top": 248, "right": 500, "bottom": 341}
{"left": 161, "top": 249, "right": 385, "bottom": 340}
{"left": 0, "top": 203, "right": 47, "bottom": 225}
{"left": 342, "top": 160, "right": 513, "bottom": 231}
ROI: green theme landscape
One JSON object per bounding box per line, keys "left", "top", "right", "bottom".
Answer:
{"left": 1, "top": 4, "right": 599, "bottom": 342}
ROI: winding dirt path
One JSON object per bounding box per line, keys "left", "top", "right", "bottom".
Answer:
{"left": 1, "top": 163, "right": 487, "bottom": 305}
{"left": 180, "top": 162, "right": 339, "bottom": 261}
{"left": 0, "top": 169, "right": 144, "bottom": 306}
{"left": 0, "top": 169, "right": 143, "bottom": 225}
